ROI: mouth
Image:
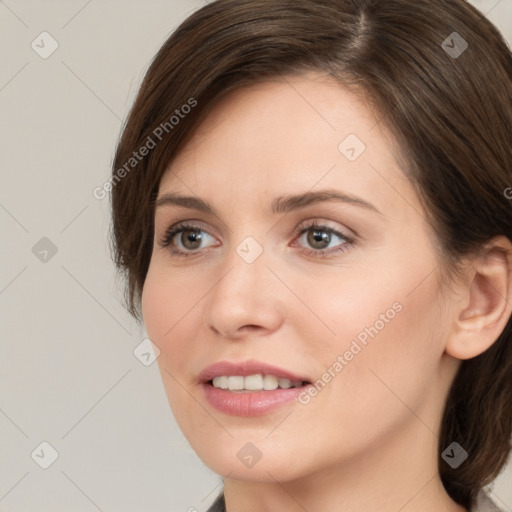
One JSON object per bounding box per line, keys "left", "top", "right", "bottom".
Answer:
{"left": 198, "top": 360, "right": 313, "bottom": 416}
{"left": 198, "top": 359, "right": 312, "bottom": 389}
{"left": 206, "top": 374, "right": 311, "bottom": 392}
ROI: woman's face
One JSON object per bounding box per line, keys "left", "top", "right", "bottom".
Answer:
{"left": 142, "top": 73, "right": 460, "bottom": 482}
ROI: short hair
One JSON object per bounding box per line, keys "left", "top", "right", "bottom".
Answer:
{"left": 110, "top": 1, "right": 512, "bottom": 508}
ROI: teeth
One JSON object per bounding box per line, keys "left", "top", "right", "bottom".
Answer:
{"left": 263, "top": 375, "right": 278, "bottom": 390}
{"left": 227, "top": 376, "right": 244, "bottom": 390}
{"left": 211, "top": 374, "right": 304, "bottom": 391}
{"left": 245, "top": 374, "right": 263, "bottom": 390}
{"left": 214, "top": 376, "right": 228, "bottom": 389}
{"left": 278, "top": 378, "right": 292, "bottom": 389}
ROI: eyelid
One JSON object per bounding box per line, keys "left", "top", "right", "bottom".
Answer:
{"left": 158, "top": 220, "right": 218, "bottom": 249}
{"left": 158, "top": 217, "right": 357, "bottom": 262}
{"left": 290, "top": 220, "right": 356, "bottom": 258}
{"left": 157, "top": 218, "right": 218, "bottom": 239}
{"left": 158, "top": 218, "right": 354, "bottom": 244}
{"left": 293, "top": 218, "right": 356, "bottom": 240}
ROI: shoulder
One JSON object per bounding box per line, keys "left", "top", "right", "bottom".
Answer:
{"left": 205, "top": 491, "right": 507, "bottom": 512}
{"left": 471, "top": 490, "right": 506, "bottom": 512}
{"left": 206, "top": 492, "right": 226, "bottom": 512}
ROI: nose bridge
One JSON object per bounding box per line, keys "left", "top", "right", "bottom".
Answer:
{"left": 203, "top": 232, "right": 283, "bottom": 337}
{"left": 212, "top": 233, "right": 268, "bottom": 305}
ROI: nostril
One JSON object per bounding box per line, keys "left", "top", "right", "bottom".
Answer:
{"left": 240, "top": 325, "right": 262, "bottom": 332}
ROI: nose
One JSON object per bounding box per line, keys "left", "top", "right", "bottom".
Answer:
{"left": 203, "top": 240, "right": 284, "bottom": 340}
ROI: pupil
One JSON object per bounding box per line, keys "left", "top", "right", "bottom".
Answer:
{"left": 308, "top": 229, "right": 330, "bottom": 249}
{"left": 183, "top": 230, "right": 202, "bottom": 249}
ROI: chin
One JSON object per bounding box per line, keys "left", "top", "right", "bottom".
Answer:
{"left": 188, "top": 436, "right": 317, "bottom": 483}
{"left": 205, "top": 457, "right": 305, "bottom": 483}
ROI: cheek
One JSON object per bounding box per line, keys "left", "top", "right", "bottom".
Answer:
{"left": 307, "top": 261, "right": 446, "bottom": 427}
{"left": 141, "top": 265, "right": 169, "bottom": 344}
{"left": 142, "top": 259, "right": 203, "bottom": 341}
{"left": 141, "top": 265, "right": 203, "bottom": 428}
{"left": 141, "top": 264, "right": 198, "bottom": 376}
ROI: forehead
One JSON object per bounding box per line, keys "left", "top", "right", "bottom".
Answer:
{"left": 158, "top": 73, "right": 416, "bottom": 222}
{"left": 167, "top": 73, "right": 385, "bottom": 171}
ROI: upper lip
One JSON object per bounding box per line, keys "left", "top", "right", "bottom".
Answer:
{"left": 198, "top": 360, "right": 311, "bottom": 384}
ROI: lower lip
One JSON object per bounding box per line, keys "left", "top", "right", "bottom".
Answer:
{"left": 202, "top": 382, "right": 309, "bottom": 416}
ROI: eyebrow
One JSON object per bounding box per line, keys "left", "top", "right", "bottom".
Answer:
{"left": 154, "top": 189, "right": 382, "bottom": 216}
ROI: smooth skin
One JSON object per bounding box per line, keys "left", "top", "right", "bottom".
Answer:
{"left": 141, "top": 73, "right": 512, "bottom": 512}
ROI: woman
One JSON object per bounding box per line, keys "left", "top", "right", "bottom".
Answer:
{"left": 110, "top": 0, "right": 512, "bottom": 510}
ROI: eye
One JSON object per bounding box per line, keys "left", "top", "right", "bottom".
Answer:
{"left": 292, "top": 221, "right": 355, "bottom": 258}
{"left": 158, "top": 222, "right": 217, "bottom": 256}
{"left": 158, "top": 220, "right": 356, "bottom": 259}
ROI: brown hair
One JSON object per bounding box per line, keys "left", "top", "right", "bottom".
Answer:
{"left": 110, "top": 0, "right": 512, "bottom": 508}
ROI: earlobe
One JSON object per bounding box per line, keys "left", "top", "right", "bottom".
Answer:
{"left": 445, "top": 236, "right": 512, "bottom": 360}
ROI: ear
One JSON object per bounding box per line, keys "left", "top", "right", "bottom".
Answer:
{"left": 445, "top": 236, "right": 512, "bottom": 360}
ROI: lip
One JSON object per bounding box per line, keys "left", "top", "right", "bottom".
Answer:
{"left": 198, "top": 359, "right": 311, "bottom": 384}
{"left": 202, "top": 384, "right": 310, "bottom": 416}
{"left": 198, "top": 359, "right": 313, "bottom": 417}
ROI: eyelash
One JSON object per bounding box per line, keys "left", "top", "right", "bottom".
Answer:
{"left": 158, "top": 221, "right": 355, "bottom": 259}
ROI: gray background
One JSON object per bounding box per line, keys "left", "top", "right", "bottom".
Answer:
{"left": 1, "top": 1, "right": 511, "bottom": 511}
